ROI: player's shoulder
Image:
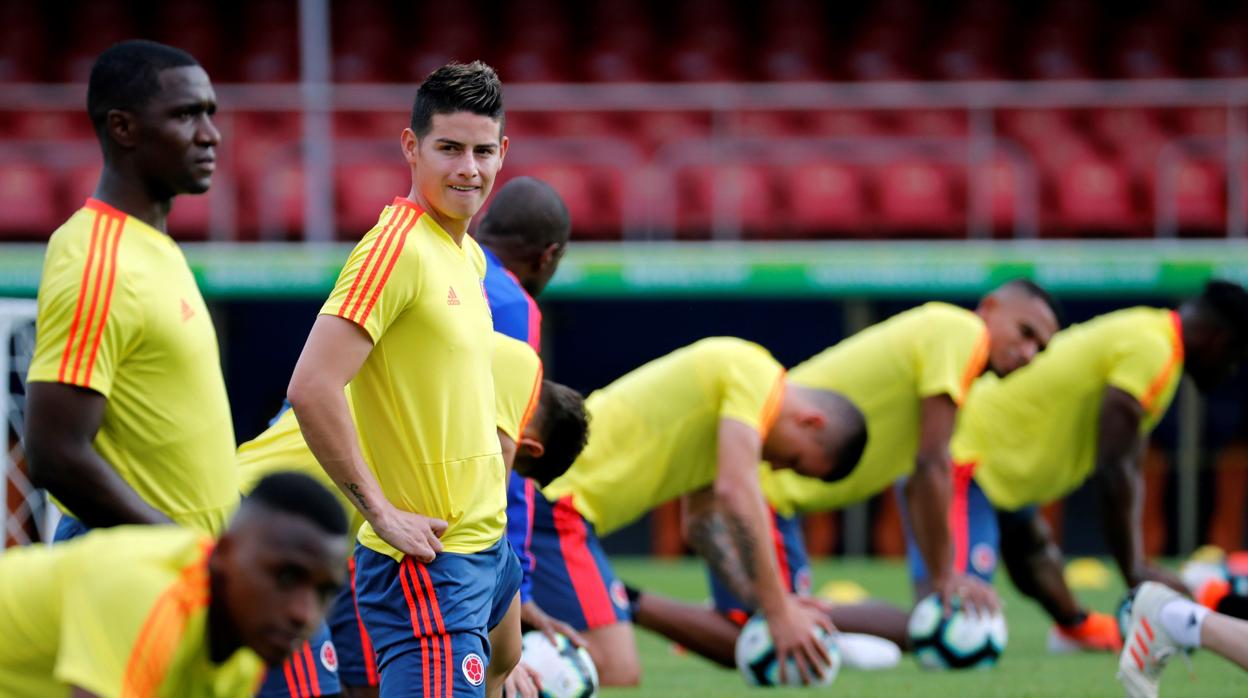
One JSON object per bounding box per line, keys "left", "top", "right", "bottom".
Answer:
{"left": 1071, "top": 306, "right": 1172, "bottom": 344}
{"left": 689, "top": 336, "right": 773, "bottom": 360}
{"left": 492, "top": 331, "right": 540, "bottom": 369}
{"left": 62, "top": 526, "right": 208, "bottom": 586}
{"left": 900, "top": 301, "right": 984, "bottom": 332}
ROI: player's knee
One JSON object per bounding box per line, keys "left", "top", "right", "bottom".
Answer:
{"left": 595, "top": 653, "right": 641, "bottom": 687}
{"left": 487, "top": 637, "right": 521, "bottom": 683}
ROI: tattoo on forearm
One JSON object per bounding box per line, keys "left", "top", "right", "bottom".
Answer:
{"left": 344, "top": 482, "right": 371, "bottom": 511}
{"left": 687, "top": 508, "right": 760, "bottom": 607}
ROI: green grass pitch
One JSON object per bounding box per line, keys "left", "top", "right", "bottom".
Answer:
{"left": 604, "top": 557, "right": 1244, "bottom": 697}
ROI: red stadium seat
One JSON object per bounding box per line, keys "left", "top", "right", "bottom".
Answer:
{"left": 166, "top": 188, "right": 215, "bottom": 240}
{"left": 255, "top": 163, "right": 305, "bottom": 239}
{"left": 528, "top": 163, "right": 623, "bottom": 239}
{"left": 803, "top": 110, "right": 891, "bottom": 137}
{"left": 982, "top": 156, "right": 1025, "bottom": 234}
{"left": 675, "top": 164, "right": 777, "bottom": 238}
{"left": 1088, "top": 109, "right": 1168, "bottom": 150}
{"left": 1053, "top": 157, "right": 1138, "bottom": 235}
{"left": 730, "top": 112, "right": 804, "bottom": 138}
{"left": 335, "top": 162, "right": 409, "bottom": 237}
{"left": 895, "top": 110, "right": 968, "bottom": 137}
{"left": 544, "top": 112, "right": 621, "bottom": 138}
{"left": 997, "top": 109, "right": 1079, "bottom": 150}
{"left": 629, "top": 112, "right": 711, "bottom": 151}
{"left": 0, "top": 163, "right": 58, "bottom": 237}
{"left": 497, "top": 45, "right": 573, "bottom": 83}
{"left": 1177, "top": 108, "right": 1227, "bottom": 137}
{"left": 1151, "top": 159, "right": 1226, "bottom": 234}
{"left": 788, "top": 162, "right": 870, "bottom": 236}
{"left": 875, "top": 160, "right": 964, "bottom": 235}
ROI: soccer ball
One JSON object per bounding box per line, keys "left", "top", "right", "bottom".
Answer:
{"left": 520, "top": 631, "right": 598, "bottom": 698}
{"left": 734, "top": 613, "right": 842, "bottom": 687}
{"left": 907, "top": 593, "right": 1007, "bottom": 670}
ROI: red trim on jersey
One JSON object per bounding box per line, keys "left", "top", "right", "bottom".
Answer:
{"left": 1139, "top": 311, "right": 1185, "bottom": 412}
{"left": 338, "top": 207, "right": 401, "bottom": 320}
{"left": 398, "top": 559, "right": 435, "bottom": 698}
{"left": 341, "top": 206, "right": 410, "bottom": 322}
{"left": 524, "top": 479, "right": 537, "bottom": 572}
{"left": 348, "top": 556, "right": 379, "bottom": 686}
{"left": 69, "top": 214, "right": 115, "bottom": 383}
{"left": 553, "top": 496, "right": 617, "bottom": 629}
{"left": 83, "top": 197, "right": 129, "bottom": 219}
{"left": 518, "top": 361, "right": 544, "bottom": 437}
{"left": 357, "top": 211, "right": 419, "bottom": 326}
{"left": 58, "top": 210, "right": 104, "bottom": 382}
{"left": 949, "top": 462, "right": 977, "bottom": 576}
{"left": 503, "top": 267, "right": 543, "bottom": 352}
{"left": 769, "top": 508, "right": 793, "bottom": 592}
{"left": 82, "top": 216, "right": 124, "bottom": 386}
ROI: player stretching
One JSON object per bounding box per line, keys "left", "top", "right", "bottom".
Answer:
{"left": 287, "top": 62, "right": 521, "bottom": 698}
{"left": 628, "top": 281, "right": 1060, "bottom": 662}
{"left": 25, "top": 40, "right": 236, "bottom": 538}
{"left": 532, "top": 337, "right": 869, "bottom": 686}
{"left": 908, "top": 281, "right": 1248, "bottom": 654}
{"left": 0, "top": 473, "right": 348, "bottom": 697}
{"left": 240, "top": 334, "right": 590, "bottom": 696}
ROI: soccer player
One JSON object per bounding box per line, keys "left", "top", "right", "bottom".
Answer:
{"left": 24, "top": 40, "right": 236, "bottom": 538}
{"left": 907, "top": 281, "right": 1248, "bottom": 653}
{"left": 474, "top": 176, "right": 584, "bottom": 648}
{"left": 0, "top": 472, "right": 348, "bottom": 697}
{"left": 1119, "top": 582, "right": 1248, "bottom": 697}
{"left": 531, "top": 337, "right": 870, "bottom": 686}
{"left": 286, "top": 62, "right": 522, "bottom": 698}
{"left": 627, "top": 281, "right": 1062, "bottom": 662}
{"left": 239, "top": 334, "right": 590, "bottom": 696}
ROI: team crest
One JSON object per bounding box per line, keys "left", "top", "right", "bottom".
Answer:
{"left": 795, "top": 567, "right": 813, "bottom": 596}
{"left": 462, "top": 653, "right": 486, "bottom": 686}
{"left": 320, "top": 641, "right": 338, "bottom": 673}
{"left": 610, "top": 579, "right": 629, "bottom": 610}
{"left": 971, "top": 543, "right": 997, "bottom": 576}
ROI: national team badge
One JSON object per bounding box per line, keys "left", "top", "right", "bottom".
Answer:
{"left": 462, "top": 653, "right": 486, "bottom": 686}
{"left": 320, "top": 641, "right": 338, "bottom": 672}
{"left": 971, "top": 543, "right": 997, "bottom": 576}
{"left": 610, "top": 579, "right": 629, "bottom": 610}
{"left": 795, "top": 567, "right": 813, "bottom": 596}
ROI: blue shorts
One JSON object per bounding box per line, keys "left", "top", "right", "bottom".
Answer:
{"left": 327, "top": 555, "right": 379, "bottom": 689}
{"left": 896, "top": 464, "right": 1005, "bottom": 585}
{"left": 529, "top": 493, "right": 631, "bottom": 631}
{"left": 255, "top": 624, "right": 341, "bottom": 697}
{"left": 708, "top": 509, "right": 812, "bottom": 623}
{"left": 353, "top": 537, "right": 522, "bottom": 697}
{"left": 52, "top": 514, "right": 90, "bottom": 542}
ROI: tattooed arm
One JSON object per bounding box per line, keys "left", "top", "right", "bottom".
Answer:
{"left": 288, "top": 315, "right": 447, "bottom": 561}
{"left": 683, "top": 489, "right": 757, "bottom": 607}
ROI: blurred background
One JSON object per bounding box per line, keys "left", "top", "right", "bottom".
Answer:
{"left": 3, "top": 0, "right": 1248, "bottom": 564}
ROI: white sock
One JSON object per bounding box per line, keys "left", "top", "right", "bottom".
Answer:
{"left": 1157, "top": 597, "right": 1210, "bottom": 649}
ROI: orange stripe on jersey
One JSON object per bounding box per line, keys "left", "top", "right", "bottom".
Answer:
{"left": 58, "top": 210, "right": 104, "bottom": 382}
{"left": 1140, "top": 311, "right": 1186, "bottom": 412}
{"left": 356, "top": 209, "right": 420, "bottom": 326}
{"left": 756, "top": 369, "right": 788, "bottom": 440}
{"left": 518, "top": 361, "right": 545, "bottom": 437}
{"left": 337, "top": 205, "right": 408, "bottom": 321}
{"left": 956, "top": 327, "right": 991, "bottom": 407}
{"left": 82, "top": 216, "right": 125, "bottom": 386}
{"left": 69, "top": 213, "right": 123, "bottom": 385}
{"left": 121, "top": 540, "right": 213, "bottom": 698}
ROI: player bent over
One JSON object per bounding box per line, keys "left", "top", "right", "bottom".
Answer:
{"left": 0, "top": 473, "right": 348, "bottom": 697}
{"left": 531, "top": 337, "right": 868, "bottom": 686}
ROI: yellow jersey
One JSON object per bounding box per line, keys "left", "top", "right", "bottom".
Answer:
{"left": 542, "top": 338, "right": 786, "bottom": 536}
{"left": 236, "top": 333, "right": 544, "bottom": 539}
{"left": 27, "top": 198, "right": 238, "bottom": 534}
{"left": 0, "top": 526, "right": 263, "bottom": 698}
{"left": 957, "top": 307, "right": 1184, "bottom": 511}
{"left": 320, "top": 198, "right": 504, "bottom": 558}
{"left": 762, "top": 302, "right": 990, "bottom": 515}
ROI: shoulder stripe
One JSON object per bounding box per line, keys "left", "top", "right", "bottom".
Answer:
{"left": 956, "top": 327, "right": 992, "bottom": 407}
{"left": 121, "top": 540, "right": 212, "bottom": 698}
{"left": 337, "top": 206, "right": 406, "bottom": 320}
{"left": 82, "top": 216, "right": 125, "bottom": 386}
{"left": 344, "top": 208, "right": 408, "bottom": 322}
{"left": 1139, "top": 311, "right": 1186, "bottom": 412}
{"left": 57, "top": 211, "right": 104, "bottom": 381}
{"left": 518, "top": 361, "right": 545, "bottom": 437}
{"left": 68, "top": 213, "right": 122, "bottom": 385}
{"left": 757, "top": 369, "right": 788, "bottom": 440}
{"left": 356, "top": 210, "right": 420, "bottom": 326}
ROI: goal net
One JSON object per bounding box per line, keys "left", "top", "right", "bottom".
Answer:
{"left": 1, "top": 298, "right": 53, "bottom": 550}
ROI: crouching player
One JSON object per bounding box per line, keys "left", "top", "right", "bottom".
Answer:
{"left": 0, "top": 473, "right": 348, "bottom": 697}
{"left": 627, "top": 281, "right": 1060, "bottom": 662}
{"left": 239, "top": 333, "right": 589, "bottom": 697}
{"left": 531, "top": 337, "right": 869, "bottom": 686}
{"left": 901, "top": 281, "right": 1248, "bottom": 653}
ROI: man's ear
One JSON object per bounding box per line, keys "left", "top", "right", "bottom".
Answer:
{"left": 798, "top": 410, "right": 827, "bottom": 430}
{"left": 106, "top": 109, "right": 139, "bottom": 149}
{"left": 400, "top": 128, "right": 420, "bottom": 166}
{"left": 517, "top": 436, "right": 545, "bottom": 459}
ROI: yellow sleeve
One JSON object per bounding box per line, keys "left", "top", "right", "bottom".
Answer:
{"left": 1106, "top": 330, "right": 1180, "bottom": 413}
{"left": 320, "top": 212, "right": 421, "bottom": 342}
{"left": 492, "top": 334, "right": 543, "bottom": 441}
{"left": 54, "top": 555, "right": 152, "bottom": 697}
{"left": 27, "top": 241, "right": 141, "bottom": 398}
{"left": 717, "top": 342, "right": 786, "bottom": 437}
{"left": 913, "top": 310, "right": 990, "bottom": 406}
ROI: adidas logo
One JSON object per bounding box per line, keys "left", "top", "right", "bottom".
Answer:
{"left": 180, "top": 298, "right": 195, "bottom": 321}
{"left": 447, "top": 286, "right": 461, "bottom": 305}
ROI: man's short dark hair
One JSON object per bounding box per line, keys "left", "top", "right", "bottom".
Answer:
{"left": 244, "top": 472, "right": 349, "bottom": 537}
{"left": 477, "top": 177, "right": 571, "bottom": 252}
{"left": 410, "top": 61, "right": 504, "bottom": 139}
{"left": 1194, "top": 279, "right": 1248, "bottom": 350}
{"left": 808, "top": 390, "right": 868, "bottom": 483}
{"left": 87, "top": 40, "right": 200, "bottom": 140}
{"left": 999, "top": 278, "right": 1066, "bottom": 328}
{"left": 524, "top": 381, "right": 590, "bottom": 488}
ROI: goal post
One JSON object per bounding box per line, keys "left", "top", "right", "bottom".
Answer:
{"left": 1, "top": 298, "right": 54, "bottom": 549}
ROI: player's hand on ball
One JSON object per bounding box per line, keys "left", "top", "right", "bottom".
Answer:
{"left": 770, "top": 597, "right": 834, "bottom": 685}
{"left": 935, "top": 574, "right": 1000, "bottom": 617}
{"left": 503, "top": 661, "right": 541, "bottom": 698}
{"left": 522, "top": 600, "right": 588, "bottom": 648}
{"left": 373, "top": 507, "right": 447, "bottom": 562}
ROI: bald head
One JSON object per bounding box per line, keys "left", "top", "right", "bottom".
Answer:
{"left": 477, "top": 177, "right": 571, "bottom": 296}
